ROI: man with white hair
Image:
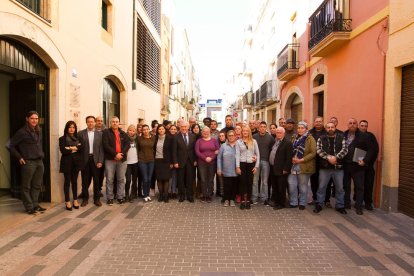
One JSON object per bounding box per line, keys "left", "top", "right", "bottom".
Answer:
{"left": 269, "top": 127, "right": 293, "bottom": 209}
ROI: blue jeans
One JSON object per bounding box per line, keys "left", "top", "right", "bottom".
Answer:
{"left": 288, "top": 173, "right": 311, "bottom": 206}
{"left": 169, "top": 169, "right": 177, "bottom": 193}
{"left": 317, "top": 169, "right": 345, "bottom": 208}
{"left": 105, "top": 160, "right": 127, "bottom": 200}
{"left": 252, "top": 160, "right": 270, "bottom": 201}
{"left": 139, "top": 161, "right": 155, "bottom": 197}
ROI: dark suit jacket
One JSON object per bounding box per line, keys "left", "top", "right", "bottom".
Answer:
{"left": 343, "top": 129, "right": 375, "bottom": 169}
{"left": 59, "top": 135, "right": 84, "bottom": 173}
{"left": 102, "top": 128, "right": 130, "bottom": 162}
{"left": 78, "top": 129, "right": 104, "bottom": 167}
{"left": 153, "top": 135, "right": 175, "bottom": 164}
{"left": 271, "top": 138, "right": 293, "bottom": 176}
{"left": 173, "top": 132, "right": 196, "bottom": 167}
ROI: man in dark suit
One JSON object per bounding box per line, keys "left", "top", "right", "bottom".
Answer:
{"left": 269, "top": 127, "right": 293, "bottom": 209}
{"left": 78, "top": 116, "right": 104, "bottom": 207}
{"left": 173, "top": 121, "right": 197, "bottom": 202}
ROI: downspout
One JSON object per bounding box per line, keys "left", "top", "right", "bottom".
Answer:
{"left": 132, "top": 0, "right": 136, "bottom": 90}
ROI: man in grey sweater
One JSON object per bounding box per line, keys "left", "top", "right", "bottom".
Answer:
{"left": 253, "top": 121, "right": 275, "bottom": 205}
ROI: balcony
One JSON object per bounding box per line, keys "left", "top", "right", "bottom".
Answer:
{"left": 242, "top": 91, "right": 254, "bottom": 109}
{"left": 259, "top": 80, "right": 277, "bottom": 106}
{"left": 277, "top": 44, "right": 300, "bottom": 81}
{"left": 16, "top": 0, "right": 51, "bottom": 22}
{"left": 308, "top": 0, "right": 351, "bottom": 57}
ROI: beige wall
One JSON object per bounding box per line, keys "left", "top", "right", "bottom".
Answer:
{"left": 0, "top": 0, "right": 162, "bottom": 202}
{"left": 382, "top": 0, "right": 414, "bottom": 210}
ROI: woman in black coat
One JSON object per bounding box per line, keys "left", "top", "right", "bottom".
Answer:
{"left": 59, "top": 121, "right": 84, "bottom": 210}
{"left": 154, "top": 124, "right": 175, "bottom": 202}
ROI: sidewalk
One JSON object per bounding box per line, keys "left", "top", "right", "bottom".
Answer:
{"left": 0, "top": 196, "right": 413, "bottom": 275}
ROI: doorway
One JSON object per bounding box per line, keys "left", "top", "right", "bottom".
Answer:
{"left": 0, "top": 37, "right": 50, "bottom": 202}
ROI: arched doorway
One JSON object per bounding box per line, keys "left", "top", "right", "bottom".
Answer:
{"left": 102, "top": 78, "right": 120, "bottom": 127}
{"left": 284, "top": 92, "right": 303, "bottom": 123}
{"left": 0, "top": 37, "right": 50, "bottom": 201}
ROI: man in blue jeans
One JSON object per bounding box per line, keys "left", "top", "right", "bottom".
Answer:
{"left": 7, "top": 111, "right": 46, "bottom": 215}
{"left": 314, "top": 122, "right": 348, "bottom": 214}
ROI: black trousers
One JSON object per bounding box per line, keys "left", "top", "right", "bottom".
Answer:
{"left": 223, "top": 176, "right": 237, "bottom": 201}
{"left": 177, "top": 160, "right": 195, "bottom": 200}
{"left": 343, "top": 164, "right": 365, "bottom": 209}
{"left": 81, "top": 155, "right": 100, "bottom": 201}
{"left": 364, "top": 164, "right": 375, "bottom": 206}
{"left": 64, "top": 169, "right": 79, "bottom": 202}
{"left": 239, "top": 162, "right": 254, "bottom": 201}
{"left": 157, "top": 180, "right": 170, "bottom": 197}
{"left": 125, "top": 163, "right": 139, "bottom": 198}
{"left": 270, "top": 171, "right": 288, "bottom": 207}
{"left": 310, "top": 170, "right": 319, "bottom": 201}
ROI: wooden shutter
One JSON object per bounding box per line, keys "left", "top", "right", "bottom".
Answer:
{"left": 399, "top": 64, "right": 414, "bottom": 218}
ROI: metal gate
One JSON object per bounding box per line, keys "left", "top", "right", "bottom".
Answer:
{"left": 399, "top": 64, "right": 414, "bottom": 217}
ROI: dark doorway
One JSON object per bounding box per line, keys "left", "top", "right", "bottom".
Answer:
{"left": 0, "top": 37, "right": 50, "bottom": 202}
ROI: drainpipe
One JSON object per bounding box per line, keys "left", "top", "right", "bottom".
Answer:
{"left": 132, "top": 0, "right": 136, "bottom": 90}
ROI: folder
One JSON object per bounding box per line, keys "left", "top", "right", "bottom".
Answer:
{"left": 353, "top": 148, "right": 367, "bottom": 163}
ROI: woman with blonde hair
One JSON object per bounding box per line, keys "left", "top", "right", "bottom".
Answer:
{"left": 235, "top": 126, "right": 260, "bottom": 210}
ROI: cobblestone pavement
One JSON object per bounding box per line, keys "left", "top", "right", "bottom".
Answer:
{"left": 0, "top": 195, "right": 414, "bottom": 276}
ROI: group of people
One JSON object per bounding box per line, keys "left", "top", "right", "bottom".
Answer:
{"left": 7, "top": 111, "right": 378, "bottom": 216}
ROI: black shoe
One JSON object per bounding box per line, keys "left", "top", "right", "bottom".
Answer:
{"left": 117, "top": 199, "right": 125, "bottom": 205}
{"left": 246, "top": 202, "right": 251, "bottom": 210}
{"left": 299, "top": 205, "right": 305, "bottom": 210}
{"left": 273, "top": 205, "right": 284, "bottom": 210}
{"left": 336, "top": 208, "right": 347, "bottom": 214}
{"left": 34, "top": 206, "right": 46, "bottom": 212}
{"left": 27, "top": 209, "right": 37, "bottom": 215}
{"left": 240, "top": 202, "right": 246, "bottom": 210}
{"left": 365, "top": 204, "right": 374, "bottom": 211}
{"left": 158, "top": 195, "right": 164, "bottom": 202}
{"left": 289, "top": 204, "right": 298, "bottom": 208}
{"left": 188, "top": 198, "right": 195, "bottom": 203}
{"left": 264, "top": 200, "right": 270, "bottom": 206}
{"left": 179, "top": 197, "right": 185, "bottom": 202}
{"left": 345, "top": 203, "right": 351, "bottom": 209}
{"left": 356, "top": 208, "right": 363, "bottom": 215}
{"left": 164, "top": 196, "right": 169, "bottom": 203}
{"left": 81, "top": 200, "right": 88, "bottom": 207}
{"left": 313, "top": 204, "right": 322, "bottom": 213}
{"left": 107, "top": 199, "right": 113, "bottom": 206}
{"left": 94, "top": 200, "right": 102, "bottom": 207}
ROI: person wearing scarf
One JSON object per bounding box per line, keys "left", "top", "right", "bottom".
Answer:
{"left": 288, "top": 121, "right": 316, "bottom": 210}
{"left": 59, "top": 121, "right": 84, "bottom": 211}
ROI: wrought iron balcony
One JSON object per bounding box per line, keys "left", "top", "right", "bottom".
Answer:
{"left": 252, "top": 81, "right": 277, "bottom": 108}
{"left": 242, "top": 91, "right": 254, "bottom": 109}
{"left": 277, "top": 43, "right": 300, "bottom": 81}
{"left": 308, "top": 0, "right": 351, "bottom": 57}
{"left": 16, "top": 0, "right": 51, "bottom": 22}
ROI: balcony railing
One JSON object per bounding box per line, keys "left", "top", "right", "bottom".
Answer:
{"left": 308, "top": 0, "right": 351, "bottom": 52}
{"left": 277, "top": 43, "right": 300, "bottom": 81}
{"left": 242, "top": 91, "right": 254, "bottom": 108}
{"left": 259, "top": 80, "right": 274, "bottom": 103}
{"left": 16, "top": 0, "right": 51, "bottom": 22}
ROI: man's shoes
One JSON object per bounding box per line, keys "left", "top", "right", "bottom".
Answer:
{"left": 179, "top": 197, "right": 185, "bottom": 202}
{"left": 164, "top": 196, "right": 169, "bottom": 203}
{"left": 94, "top": 200, "right": 102, "bottom": 207}
{"left": 273, "top": 205, "right": 284, "bottom": 210}
{"left": 117, "top": 198, "right": 125, "bottom": 205}
{"left": 27, "top": 209, "right": 37, "bottom": 215}
{"left": 365, "top": 204, "right": 374, "bottom": 211}
{"left": 356, "top": 208, "right": 363, "bottom": 215}
{"left": 107, "top": 199, "right": 113, "bottom": 206}
{"left": 246, "top": 202, "right": 251, "bottom": 210}
{"left": 336, "top": 208, "right": 347, "bottom": 214}
{"left": 34, "top": 206, "right": 46, "bottom": 212}
{"left": 264, "top": 200, "right": 270, "bottom": 206}
{"left": 188, "top": 198, "right": 195, "bottom": 203}
{"left": 158, "top": 195, "right": 164, "bottom": 202}
{"left": 240, "top": 202, "right": 245, "bottom": 210}
{"left": 81, "top": 200, "right": 88, "bottom": 207}
{"left": 299, "top": 205, "right": 305, "bottom": 210}
{"left": 289, "top": 204, "right": 298, "bottom": 208}
{"left": 313, "top": 204, "right": 322, "bottom": 213}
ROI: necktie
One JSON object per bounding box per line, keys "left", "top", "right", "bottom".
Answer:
{"left": 184, "top": 134, "right": 188, "bottom": 145}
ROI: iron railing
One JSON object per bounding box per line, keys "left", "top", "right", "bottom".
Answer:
{"left": 259, "top": 80, "right": 273, "bottom": 103}
{"left": 242, "top": 91, "right": 254, "bottom": 107}
{"left": 17, "top": 0, "right": 51, "bottom": 22}
{"left": 277, "top": 43, "right": 300, "bottom": 77}
{"left": 308, "top": 0, "right": 351, "bottom": 50}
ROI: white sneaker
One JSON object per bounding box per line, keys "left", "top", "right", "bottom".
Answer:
{"left": 223, "top": 200, "right": 229, "bottom": 207}
{"left": 230, "top": 200, "right": 236, "bottom": 207}
{"left": 147, "top": 196, "right": 152, "bottom": 201}
{"left": 144, "top": 197, "right": 149, "bottom": 202}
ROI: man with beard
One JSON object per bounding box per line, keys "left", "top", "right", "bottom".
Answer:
{"left": 309, "top": 116, "right": 327, "bottom": 203}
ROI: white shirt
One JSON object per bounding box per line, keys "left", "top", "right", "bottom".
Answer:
{"left": 87, "top": 129, "right": 95, "bottom": 154}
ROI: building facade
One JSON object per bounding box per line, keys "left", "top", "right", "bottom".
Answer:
{"left": 0, "top": 0, "right": 162, "bottom": 203}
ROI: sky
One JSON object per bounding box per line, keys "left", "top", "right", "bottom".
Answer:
{"left": 172, "top": 0, "right": 255, "bottom": 101}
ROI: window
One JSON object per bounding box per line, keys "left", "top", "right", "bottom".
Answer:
{"left": 102, "top": 78, "right": 120, "bottom": 127}
{"left": 139, "top": 0, "right": 161, "bottom": 35}
{"left": 101, "top": 0, "right": 112, "bottom": 33}
{"left": 16, "top": 0, "right": 51, "bottom": 22}
{"left": 136, "top": 16, "right": 161, "bottom": 92}
{"left": 102, "top": 1, "right": 108, "bottom": 30}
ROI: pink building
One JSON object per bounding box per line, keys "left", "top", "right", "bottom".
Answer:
{"left": 277, "top": 0, "right": 388, "bottom": 206}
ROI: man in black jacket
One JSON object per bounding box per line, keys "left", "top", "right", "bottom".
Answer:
{"left": 359, "top": 120, "right": 379, "bottom": 210}
{"left": 314, "top": 122, "right": 348, "bottom": 214}
{"left": 78, "top": 116, "right": 104, "bottom": 207}
{"left": 7, "top": 111, "right": 46, "bottom": 214}
{"left": 343, "top": 118, "right": 375, "bottom": 215}
{"left": 269, "top": 127, "right": 293, "bottom": 209}
{"left": 102, "top": 116, "right": 130, "bottom": 205}
{"left": 173, "top": 121, "right": 197, "bottom": 202}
